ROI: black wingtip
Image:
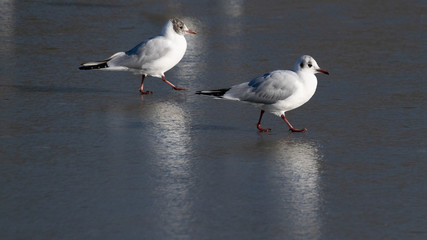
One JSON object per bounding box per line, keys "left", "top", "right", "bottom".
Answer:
{"left": 79, "top": 62, "right": 109, "bottom": 70}
{"left": 195, "top": 88, "right": 231, "bottom": 97}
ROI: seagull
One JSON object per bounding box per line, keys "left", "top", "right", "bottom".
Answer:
{"left": 196, "top": 55, "right": 329, "bottom": 132}
{"left": 79, "top": 18, "right": 196, "bottom": 94}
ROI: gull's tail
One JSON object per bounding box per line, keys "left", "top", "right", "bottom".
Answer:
{"left": 195, "top": 88, "right": 231, "bottom": 97}
{"left": 79, "top": 52, "right": 123, "bottom": 70}
{"left": 79, "top": 60, "right": 109, "bottom": 70}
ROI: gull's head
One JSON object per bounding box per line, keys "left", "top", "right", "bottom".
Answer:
{"left": 171, "top": 18, "right": 196, "bottom": 35}
{"left": 294, "top": 55, "right": 329, "bottom": 75}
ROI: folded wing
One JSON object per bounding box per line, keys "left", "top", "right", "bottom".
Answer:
{"left": 224, "top": 70, "right": 298, "bottom": 105}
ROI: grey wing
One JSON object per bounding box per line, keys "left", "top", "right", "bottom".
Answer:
{"left": 226, "top": 70, "right": 298, "bottom": 104}
{"left": 108, "top": 36, "right": 171, "bottom": 69}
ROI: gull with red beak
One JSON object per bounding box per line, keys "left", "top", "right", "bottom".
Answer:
{"left": 196, "top": 55, "right": 329, "bottom": 132}
{"left": 79, "top": 18, "right": 196, "bottom": 94}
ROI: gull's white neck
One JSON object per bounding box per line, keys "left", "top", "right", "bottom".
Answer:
{"left": 161, "top": 21, "right": 181, "bottom": 39}
{"left": 298, "top": 71, "right": 318, "bottom": 99}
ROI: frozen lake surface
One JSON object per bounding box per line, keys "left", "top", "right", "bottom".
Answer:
{"left": 1, "top": 0, "right": 426, "bottom": 239}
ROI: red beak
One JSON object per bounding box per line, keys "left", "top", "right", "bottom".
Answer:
{"left": 186, "top": 29, "right": 197, "bottom": 34}
{"left": 317, "top": 68, "right": 329, "bottom": 75}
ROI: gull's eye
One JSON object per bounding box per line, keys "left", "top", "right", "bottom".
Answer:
{"left": 308, "top": 62, "right": 312, "bottom": 68}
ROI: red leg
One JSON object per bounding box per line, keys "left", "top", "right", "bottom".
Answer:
{"left": 257, "top": 110, "right": 271, "bottom": 132}
{"left": 139, "top": 75, "right": 152, "bottom": 94}
{"left": 281, "top": 114, "right": 306, "bottom": 132}
{"left": 161, "top": 75, "right": 186, "bottom": 91}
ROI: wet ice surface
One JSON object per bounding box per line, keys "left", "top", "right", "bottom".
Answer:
{"left": 1, "top": 0, "right": 426, "bottom": 239}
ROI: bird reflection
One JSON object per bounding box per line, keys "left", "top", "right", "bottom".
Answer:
{"left": 259, "top": 137, "right": 323, "bottom": 238}
{"left": 142, "top": 98, "right": 192, "bottom": 160}
{"left": 138, "top": 96, "right": 194, "bottom": 225}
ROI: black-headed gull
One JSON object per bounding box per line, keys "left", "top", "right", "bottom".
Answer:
{"left": 196, "top": 55, "right": 329, "bottom": 132}
{"left": 79, "top": 18, "right": 196, "bottom": 94}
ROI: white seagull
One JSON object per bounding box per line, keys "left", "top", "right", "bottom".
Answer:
{"left": 79, "top": 18, "right": 196, "bottom": 94}
{"left": 196, "top": 55, "right": 329, "bottom": 132}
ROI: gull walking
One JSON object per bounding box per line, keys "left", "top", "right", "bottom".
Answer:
{"left": 196, "top": 55, "right": 329, "bottom": 132}
{"left": 79, "top": 18, "right": 196, "bottom": 94}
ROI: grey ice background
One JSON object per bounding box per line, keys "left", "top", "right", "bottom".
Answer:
{"left": 0, "top": 0, "right": 426, "bottom": 239}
